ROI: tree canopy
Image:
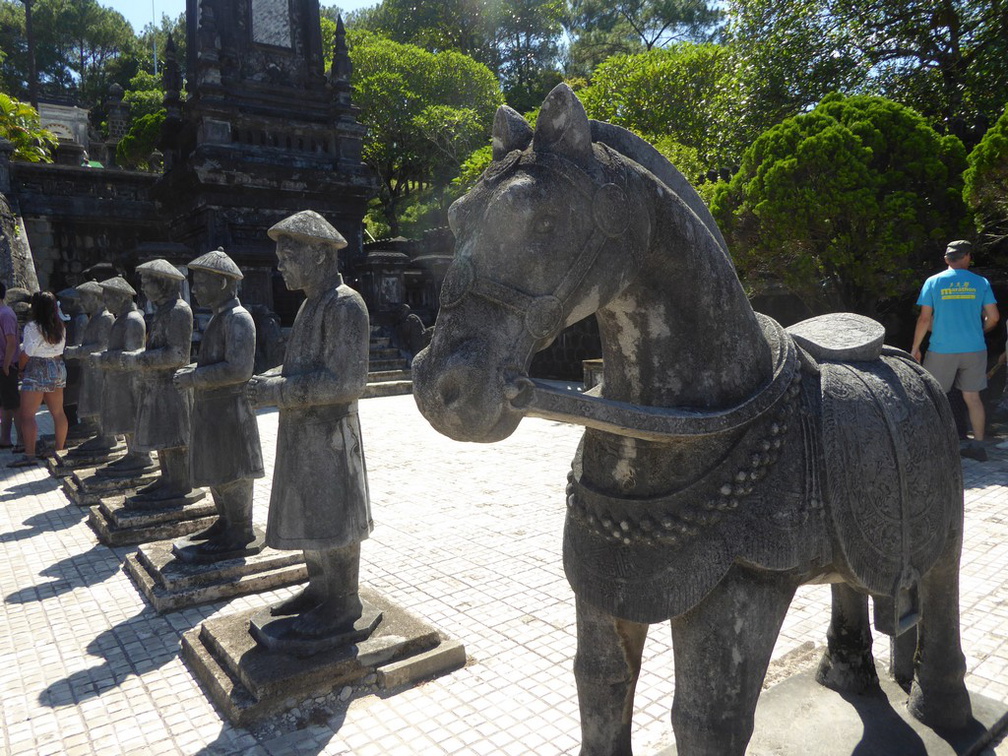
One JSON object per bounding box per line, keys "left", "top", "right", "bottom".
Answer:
{"left": 0, "top": 92, "right": 57, "bottom": 162}
{"left": 350, "top": 31, "right": 504, "bottom": 237}
{"left": 964, "top": 104, "right": 1008, "bottom": 259}
{"left": 711, "top": 93, "right": 969, "bottom": 316}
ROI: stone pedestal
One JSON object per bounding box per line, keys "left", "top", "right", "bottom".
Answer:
{"left": 181, "top": 586, "right": 466, "bottom": 726}
{"left": 63, "top": 465, "right": 160, "bottom": 506}
{"left": 87, "top": 491, "right": 215, "bottom": 547}
{"left": 47, "top": 443, "right": 126, "bottom": 478}
{"left": 657, "top": 668, "right": 1008, "bottom": 756}
{"left": 124, "top": 537, "right": 306, "bottom": 613}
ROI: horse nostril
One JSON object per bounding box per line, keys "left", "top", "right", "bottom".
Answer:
{"left": 438, "top": 374, "right": 462, "bottom": 408}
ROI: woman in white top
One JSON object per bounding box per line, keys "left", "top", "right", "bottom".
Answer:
{"left": 9, "top": 291, "right": 67, "bottom": 467}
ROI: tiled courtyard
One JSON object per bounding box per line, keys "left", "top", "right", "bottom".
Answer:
{"left": 0, "top": 393, "right": 1005, "bottom": 755}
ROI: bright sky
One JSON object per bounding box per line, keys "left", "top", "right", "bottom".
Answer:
{"left": 104, "top": 0, "right": 378, "bottom": 34}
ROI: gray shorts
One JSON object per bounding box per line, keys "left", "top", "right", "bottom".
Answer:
{"left": 923, "top": 350, "right": 987, "bottom": 393}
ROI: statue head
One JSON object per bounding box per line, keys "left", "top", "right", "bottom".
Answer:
{"left": 99, "top": 276, "right": 137, "bottom": 316}
{"left": 267, "top": 210, "right": 347, "bottom": 294}
{"left": 136, "top": 258, "right": 185, "bottom": 306}
{"left": 77, "top": 281, "right": 103, "bottom": 315}
{"left": 187, "top": 248, "right": 243, "bottom": 309}
{"left": 56, "top": 287, "right": 82, "bottom": 316}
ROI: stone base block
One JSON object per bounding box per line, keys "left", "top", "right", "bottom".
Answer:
{"left": 124, "top": 539, "right": 307, "bottom": 613}
{"left": 47, "top": 446, "right": 125, "bottom": 478}
{"left": 64, "top": 466, "right": 160, "bottom": 507}
{"left": 87, "top": 493, "right": 217, "bottom": 547}
{"left": 181, "top": 586, "right": 466, "bottom": 727}
{"left": 657, "top": 668, "right": 1008, "bottom": 755}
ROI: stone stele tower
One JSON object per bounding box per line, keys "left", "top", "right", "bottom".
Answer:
{"left": 154, "top": 0, "right": 375, "bottom": 311}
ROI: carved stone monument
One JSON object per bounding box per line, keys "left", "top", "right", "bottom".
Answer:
{"left": 122, "top": 259, "right": 202, "bottom": 508}
{"left": 411, "top": 85, "right": 986, "bottom": 755}
{"left": 65, "top": 277, "right": 158, "bottom": 508}
{"left": 180, "top": 212, "right": 464, "bottom": 724}
{"left": 53, "top": 281, "right": 121, "bottom": 474}
{"left": 171, "top": 248, "right": 265, "bottom": 560}
{"left": 56, "top": 287, "right": 88, "bottom": 438}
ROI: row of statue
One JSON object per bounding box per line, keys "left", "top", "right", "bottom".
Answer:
{"left": 65, "top": 211, "right": 369, "bottom": 639}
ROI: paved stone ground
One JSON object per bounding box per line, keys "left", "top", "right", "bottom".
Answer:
{"left": 0, "top": 393, "right": 1005, "bottom": 755}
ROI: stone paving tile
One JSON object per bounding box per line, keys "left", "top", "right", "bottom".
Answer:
{"left": 0, "top": 395, "right": 1006, "bottom": 754}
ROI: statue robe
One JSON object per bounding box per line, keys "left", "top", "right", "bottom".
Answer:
{"left": 265, "top": 281, "right": 372, "bottom": 551}
{"left": 100, "top": 308, "right": 145, "bottom": 435}
{"left": 133, "top": 297, "right": 193, "bottom": 452}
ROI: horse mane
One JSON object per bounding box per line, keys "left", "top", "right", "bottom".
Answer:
{"left": 589, "top": 120, "right": 729, "bottom": 258}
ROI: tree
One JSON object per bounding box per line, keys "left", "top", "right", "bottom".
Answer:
{"left": 115, "top": 109, "right": 164, "bottom": 170}
{"left": 565, "top": 0, "right": 721, "bottom": 77}
{"left": 964, "top": 104, "right": 1008, "bottom": 258}
{"left": 710, "top": 93, "right": 970, "bottom": 316}
{"left": 577, "top": 43, "right": 732, "bottom": 165}
{"left": 350, "top": 32, "right": 504, "bottom": 236}
{"left": 497, "top": 0, "right": 565, "bottom": 112}
{"left": 0, "top": 91, "right": 56, "bottom": 162}
{"left": 721, "top": 0, "right": 1008, "bottom": 151}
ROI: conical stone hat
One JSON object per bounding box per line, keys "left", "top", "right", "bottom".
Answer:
{"left": 268, "top": 210, "right": 347, "bottom": 250}
{"left": 100, "top": 276, "right": 137, "bottom": 296}
{"left": 188, "top": 248, "right": 244, "bottom": 280}
{"left": 136, "top": 258, "right": 185, "bottom": 281}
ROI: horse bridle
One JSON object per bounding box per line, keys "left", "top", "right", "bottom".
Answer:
{"left": 438, "top": 148, "right": 631, "bottom": 353}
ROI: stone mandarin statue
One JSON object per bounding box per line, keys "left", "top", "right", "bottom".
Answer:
{"left": 247, "top": 210, "right": 372, "bottom": 639}
{"left": 63, "top": 280, "right": 116, "bottom": 452}
{"left": 120, "top": 259, "right": 195, "bottom": 504}
{"left": 94, "top": 276, "right": 152, "bottom": 474}
{"left": 173, "top": 248, "right": 265, "bottom": 559}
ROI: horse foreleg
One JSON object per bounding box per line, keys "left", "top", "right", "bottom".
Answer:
{"left": 816, "top": 583, "right": 879, "bottom": 693}
{"left": 574, "top": 595, "right": 648, "bottom": 756}
{"left": 669, "top": 565, "right": 799, "bottom": 756}
{"left": 908, "top": 527, "right": 972, "bottom": 730}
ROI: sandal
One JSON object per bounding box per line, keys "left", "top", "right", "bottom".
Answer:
{"left": 11, "top": 445, "right": 24, "bottom": 454}
{"left": 7, "top": 455, "right": 37, "bottom": 468}
{"left": 0, "top": 443, "right": 12, "bottom": 450}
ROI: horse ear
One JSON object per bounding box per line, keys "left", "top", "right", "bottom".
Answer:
{"left": 533, "top": 83, "right": 592, "bottom": 164}
{"left": 492, "top": 106, "right": 533, "bottom": 161}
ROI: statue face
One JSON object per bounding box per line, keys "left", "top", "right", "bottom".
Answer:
{"left": 79, "top": 291, "right": 99, "bottom": 314}
{"left": 191, "top": 269, "right": 227, "bottom": 308}
{"left": 141, "top": 273, "right": 176, "bottom": 305}
{"left": 275, "top": 237, "right": 319, "bottom": 292}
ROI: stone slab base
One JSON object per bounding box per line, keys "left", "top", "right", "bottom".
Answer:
{"left": 124, "top": 539, "right": 306, "bottom": 613}
{"left": 181, "top": 586, "right": 466, "bottom": 727}
{"left": 47, "top": 446, "right": 125, "bottom": 477}
{"left": 64, "top": 467, "right": 160, "bottom": 507}
{"left": 87, "top": 494, "right": 217, "bottom": 547}
{"left": 656, "top": 669, "right": 1008, "bottom": 755}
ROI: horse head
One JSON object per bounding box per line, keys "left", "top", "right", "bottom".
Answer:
{"left": 413, "top": 84, "right": 654, "bottom": 442}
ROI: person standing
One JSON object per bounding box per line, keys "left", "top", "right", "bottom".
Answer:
{"left": 9, "top": 292, "right": 67, "bottom": 467}
{"left": 912, "top": 240, "right": 999, "bottom": 459}
{"left": 0, "top": 282, "right": 22, "bottom": 450}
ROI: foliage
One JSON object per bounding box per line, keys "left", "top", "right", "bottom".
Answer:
{"left": 578, "top": 43, "right": 732, "bottom": 165}
{"left": 350, "top": 31, "right": 504, "bottom": 236}
{"left": 115, "top": 109, "right": 164, "bottom": 171}
{"left": 721, "top": 0, "right": 1008, "bottom": 150}
{"left": 964, "top": 104, "right": 1008, "bottom": 257}
{"left": 0, "top": 91, "right": 56, "bottom": 162}
{"left": 122, "top": 70, "right": 165, "bottom": 122}
{"left": 0, "top": 0, "right": 137, "bottom": 106}
{"left": 565, "top": 0, "right": 722, "bottom": 77}
{"left": 710, "top": 93, "right": 969, "bottom": 316}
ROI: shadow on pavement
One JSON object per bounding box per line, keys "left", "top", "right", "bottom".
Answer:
{"left": 0, "top": 499, "right": 86, "bottom": 543}
{"left": 37, "top": 608, "right": 191, "bottom": 708}
{"left": 5, "top": 543, "right": 120, "bottom": 603}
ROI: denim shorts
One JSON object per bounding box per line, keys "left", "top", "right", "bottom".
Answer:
{"left": 21, "top": 356, "right": 67, "bottom": 393}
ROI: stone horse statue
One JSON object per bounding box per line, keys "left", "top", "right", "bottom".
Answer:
{"left": 412, "top": 84, "right": 973, "bottom": 755}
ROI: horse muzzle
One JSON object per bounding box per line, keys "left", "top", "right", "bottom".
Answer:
{"left": 412, "top": 340, "right": 529, "bottom": 443}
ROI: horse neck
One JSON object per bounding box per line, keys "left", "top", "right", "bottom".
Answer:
{"left": 584, "top": 187, "right": 774, "bottom": 494}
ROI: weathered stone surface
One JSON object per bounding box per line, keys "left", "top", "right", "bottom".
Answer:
{"left": 180, "top": 586, "right": 465, "bottom": 726}
{"left": 124, "top": 539, "right": 306, "bottom": 613}
{"left": 47, "top": 444, "right": 125, "bottom": 477}
{"left": 658, "top": 669, "right": 1008, "bottom": 756}
{"left": 249, "top": 602, "right": 382, "bottom": 657}
{"left": 411, "top": 83, "right": 973, "bottom": 755}
{"left": 64, "top": 466, "right": 159, "bottom": 506}
{"left": 87, "top": 493, "right": 217, "bottom": 546}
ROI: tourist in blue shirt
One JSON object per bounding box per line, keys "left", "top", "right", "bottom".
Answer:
{"left": 912, "top": 240, "right": 999, "bottom": 457}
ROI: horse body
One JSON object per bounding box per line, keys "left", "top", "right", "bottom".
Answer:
{"left": 412, "top": 84, "right": 971, "bottom": 755}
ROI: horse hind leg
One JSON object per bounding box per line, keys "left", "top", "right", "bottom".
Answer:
{"left": 816, "top": 583, "right": 880, "bottom": 693}
{"left": 669, "top": 564, "right": 799, "bottom": 756}
{"left": 574, "top": 596, "right": 648, "bottom": 756}
{"left": 907, "top": 529, "right": 972, "bottom": 730}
